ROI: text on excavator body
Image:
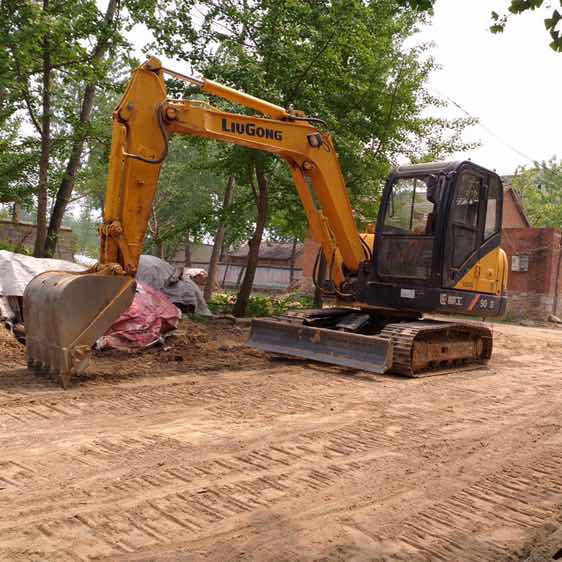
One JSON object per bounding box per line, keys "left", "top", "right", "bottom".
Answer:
{"left": 221, "top": 118, "right": 283, "bottom": 141}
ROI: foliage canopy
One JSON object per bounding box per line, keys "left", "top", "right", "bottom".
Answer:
{"left": 513, "top": 158, "right": 562, "bottom": 228}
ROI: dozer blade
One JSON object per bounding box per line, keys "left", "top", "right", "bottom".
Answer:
{"left": 248, "top": 318, "right": 392, "bottom": 373}
{"left": 23, "top": 270, "right": 136, "bottom": 387}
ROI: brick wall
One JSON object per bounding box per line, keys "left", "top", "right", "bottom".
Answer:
{"left": 501, "top": 228, "right": 562, "bottom": 320}
{"left": 0, "top": 220, "right": 75, "bottom": 261}
{"left": 502, "top": 188, "right": 530, "bottom": 229}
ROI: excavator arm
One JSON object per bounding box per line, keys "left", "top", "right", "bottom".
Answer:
{"left": 100, "top": 56, "right": 366, "bottom": 283}
{"left": 23, "top": 57, "right": 368, "bottom": 385}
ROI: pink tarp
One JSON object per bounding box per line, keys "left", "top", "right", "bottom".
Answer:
{"left": 97, "top": 282, "right": 181, "bottom": 351}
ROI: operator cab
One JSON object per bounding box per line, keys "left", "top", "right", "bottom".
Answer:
{"left": 359, "top": 161, "right": 506, "bottom": 317}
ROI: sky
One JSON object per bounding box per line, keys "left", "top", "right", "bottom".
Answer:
{"left": 412, "top": 0, "right": 561, "bottom": 174}
{"left": 129, "top": 1, "right": 561, "bottom": 176}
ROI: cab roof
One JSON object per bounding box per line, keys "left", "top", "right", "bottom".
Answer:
{"left": 392, "top": 160, "right": 498, "bottom": 178}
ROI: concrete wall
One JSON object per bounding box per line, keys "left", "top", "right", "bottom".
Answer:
{"left": 0, "top": 220, "right": 75, "bottom": 261}
{"left": 168, "top": 243, "right": 214, "bottom": 266}
{"left": 218, "top": 264, "right": 303, "bottom": 291}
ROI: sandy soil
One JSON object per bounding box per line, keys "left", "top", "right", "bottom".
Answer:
{"left": 1, "top": 319, "right": 562, "bottom": 561}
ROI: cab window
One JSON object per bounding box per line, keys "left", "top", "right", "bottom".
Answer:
{"left": 383, "top": 177, "right": 435, "bottom": 236}
{"left": 450, "top": 172, "right": 481, "bottom": 268}
{"left": 484, "top": 176, "right": 501, "bottom": 239}
{"left": 380, "top": 176, "right": 435, "bottom": 280}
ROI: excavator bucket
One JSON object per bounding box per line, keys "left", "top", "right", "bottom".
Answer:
{"left": 248, "top": 318, "right": 393, "bottom": 373}
{"left": 23, "top": 270, "right": 136, "bottom": 387}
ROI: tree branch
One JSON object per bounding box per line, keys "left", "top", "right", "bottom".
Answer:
{"left": 286, "top": 26, "right": 338, "bottom": 105}
{"left": 7, "top": 44, "right": 43, "bottom": 136}
{"left": 372, "top": 64, "right": 404, "bottom": 160}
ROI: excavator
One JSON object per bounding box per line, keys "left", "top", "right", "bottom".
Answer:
{"left": 23, "top": 57, "right": 508, "bottom": 387}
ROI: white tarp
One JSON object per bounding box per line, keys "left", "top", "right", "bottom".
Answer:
{"left": 0, "top": 250, "right": 84, "bottom": 297}
{"left": 0, "top": 296, "right": 15, "bottom": 322}
{"left": 138, "top": 255, "right": 212, "bottom": 316}
{"left": 0, "top": 251, "right": 211, "bottom": 320}
{"left": 74, "top": 254, "right": 97, "bottom": 268}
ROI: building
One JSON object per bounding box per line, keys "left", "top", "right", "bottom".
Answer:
{"left": 224, "top": 242, "right": 304, "bottom": 290}
{"left": 167, "top": 243, "right": 214, "bottom": 269}
{"left": 229, "top": 241, "right": 304, "bottom": 268}
{"left": 167, "top": 241, "right": 304, "bottom": 291}
{"left": 502, "top": 186, "right": 530, "bottom": 228}
{"left": 501, "top": 227, "right": 562, "bottom": 320}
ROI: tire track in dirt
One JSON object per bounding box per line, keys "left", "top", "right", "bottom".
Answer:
{"left": 2, "top": 366, "right": 562, "bottom": 561}
{"left": 390, "top": 448, "right": 562, "bottom": 561}
{"left": 0, "top": 367, "right": 352, "bottom": 433}
{"left": 2, "top": 455, "right": 380, "bottom": 561}
{"left": 0, "top": 367, "right": 527, "bottom": 510}
{"left": 2, "top": 324, "right": 562, "bottom": 561}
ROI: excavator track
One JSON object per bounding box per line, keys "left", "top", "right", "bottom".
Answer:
{"left": 379, "top": 320, "right": 493, "bottom": 377}
{"left": 249, "top": 312, "right": 493, "bottom": 377}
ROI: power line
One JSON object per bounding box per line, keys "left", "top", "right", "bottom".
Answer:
{"left": 431, "top": 86, "right": 539, "bottom": 165}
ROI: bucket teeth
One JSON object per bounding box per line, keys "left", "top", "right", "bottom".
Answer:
{"left": 23, "top": 269, "right": 136, "bottom": 388}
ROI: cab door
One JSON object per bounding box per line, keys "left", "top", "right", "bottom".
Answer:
{"left": 442, "top": 165, "right": 502, "bottom": 289}
{"left": 375, "top": 175, "right": 440, "bottom": 286}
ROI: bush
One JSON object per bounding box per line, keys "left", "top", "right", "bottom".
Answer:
{"left": 0, "top": 241, "right": 31, "bottom": 255}
{"left": 208, "top": 292, "right": 314, "bottom": 317}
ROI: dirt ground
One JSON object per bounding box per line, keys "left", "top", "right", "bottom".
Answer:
{"left": 1, "top": 318, "right": 562, "bottom": 562}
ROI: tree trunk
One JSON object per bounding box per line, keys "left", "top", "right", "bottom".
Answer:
{"left": 204, "top": 175, "right": 235, "bottom": 301}
{"left": 184, "top": 233, "right": 192, "bottom": 267}
{"left": 221, "top": 254, "right": 230, "bottom": 288}
{"left": 43, "top": 0, "right": 119, "bottom": 257}
{"left": 219, "top": 238, "right": 227, "bottom": 262}
{"left": 233, "top": 161, "right": 269, "bottom": 317}
{"left": 235, "top": 264, "right": 246, "bottom": 288}
{"left": 289, "top": 237, "right": 298, "bottom": 283}
{"left": 12, "top": 203, "right": 21, "bottom": 223}
{"left": 33, "top": 0, "right": 51, "bottom": 257}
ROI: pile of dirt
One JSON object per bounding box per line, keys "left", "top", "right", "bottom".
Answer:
{"left": 160, "top": 316, "right": 270, "bottom": 371}
{"left": 0, "top": 324, "right": 25, "bottom": 366}
{"left": 90, "top": 316, "right": 271, "bottom": 378}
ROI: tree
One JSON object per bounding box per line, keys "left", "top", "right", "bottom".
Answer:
{"left": 0, "top": 0, "right": 159, "bottom": 257}
{"left": 204, "top": 175, "right": 235, "bottom": 301}
{"left": 491, "top": 0, "right": 562, "bottom": 52}
{"left": 403, "top": 0, "right": 561, "bottom": 52}
{"left": 147, "top": 0, "right": 474, "bottom": 314}
{"left": 232, "top": 153, "right": 269, "bottom": 316}
{"left": 513, "top": 157, "right": 562, "bottom": 227}
{"left": 43, "top": 0, "right": 124, "bottom": 257}
{"left": 144, "top": 136, "right": 229, "bottom": 259}
{"left": 0, "top": 115, "right": 37, "bottom": 208}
